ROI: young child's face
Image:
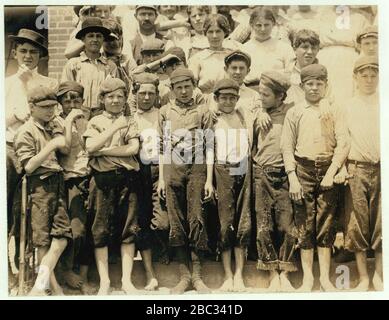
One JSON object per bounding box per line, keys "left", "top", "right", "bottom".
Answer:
{"left": 103, "top": 88, "right": 126, "bottom": 114}
{"left": 31, "top": 104, "right": 56, "bottom": 123}
{"left": 226, "top": 60, "right": 249, "bottom": 86}
{"left": 141, "top": 51, "right": 163, "bottom": 64}
{"left": 172, "top": 79, "right": 194, "bottom": 104}
{"left": 137, "top": 84, "right": 157, "bottom": 111}
{"left": 83, "top": 32, "right": 104, "bottom": 53}
{"left": 215, "top": 93, "right": 239, "bottom": 113}
{"left": 252, "top": 16, "right": 274, "bottom": 41}
{"left": 159, "top": 5, "right": 178, "bottom": 20}
{"left": 302, "top": 79, "right": 327, "bottom": 104}
{"left": 189, "top": 8, "right": 207, "bottom": 34}
{"left": 103, "top": 35, "right": 123, "bottom": 55}
{"left": 206, "top": 25, "right": 225, "bottom": 49}
{"left": 258, "top": 83, "right": 282, "bottom": 109}
{"left": 13, "top": 42, "right": 40, "bottom": 70}
{"left": 354, "top": 68, "right": 378, "bottom": 95}
{"left": 295, "top": 41, "right": 319, "bottom": 69}
{"left": 360, "top": 37, "right": 378, "bottom": 57}
{"left": 59, "top": 91, "right": 84, "bottom": 116}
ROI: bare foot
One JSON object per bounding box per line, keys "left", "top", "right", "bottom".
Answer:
{"left": 280, "top": 272, "right": 295, "bottom": 292}
{"left": 298, "top": 275, "right": 314, "bottom": 292}
{"left": 193, "top": 279, "right": 212, "bottom": 294}
{"left": 372, "top": 272, "right": 383, "bottom": 291}
{"left": 352, "top": 277, "right": 370, "bottom": 292}
{"left": 319, "top": 277, "right": 337, "bottom": 292}
{"left": 28, "top": 287, "right": 50, "bottom": 296}
{"left": 63, "top": 270, "right": 83, "bottom": 289}
{"left": 97, "top": 281, "right": 111, "bottom": 296}
{"left": 233, "top": 275, "right": 247, "bottom": 292}
{"left": 267, "top": 273, "right": 281, "bottom": 292}
{"left": 122, "top": 280, "right": 138, "bottom": 294}
{"left": 80, "top": 282, "right": 98, "bottom": 295}
{"left": 170, "top": 278, "right": 191, "bottom": 295}
{"left": 144, "top": 278, "right": 158, "bottom": 291}
{"left": 219, "top": 277, "right": 234, "bottom": 292}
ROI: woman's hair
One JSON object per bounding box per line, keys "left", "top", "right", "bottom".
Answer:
{"left": 249, "top": 7, "right": 276, "bottom": 26}
{"left": 203, "top": 14, "right": 231, "bottom": 38}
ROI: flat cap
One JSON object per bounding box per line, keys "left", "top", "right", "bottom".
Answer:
{"left": 57, "top": 81, "right": 84, "bottom": 98}
{"left": 356, "top": 25, "right": 378, "bottom": 43}
{"left": 28, "top": 86, "right": 58, "bottom": 107}
{"left": 353, "top": 55, "right": 379, "bottom": 73}
{"left": 260, "top": 70, "right": 291, "bottom": 92}
{"left": 135, "top": 5, "right": 158, "bottom": 13}
{"left": 300, "top": 64, "right": 328, "bottom": 83}
{"left": 99, "top": 78, "right": 127, "bottom": 96}
{"left": 161, "top": 47, "right": 186, "bottom": 65}
{"left": 140, "top": 38, "right": 165, "bottom": 53}
{"left": 213, "top": 78, "right": 240, "bottom": 96}
{"left": 133, "top": 72, "right": 159, "bottom": 86}
{"left": 224, "top": 50, "right": 251, "bottom": 68}
{"left": 170, "top": 67, "right": 195, "bottom": 85}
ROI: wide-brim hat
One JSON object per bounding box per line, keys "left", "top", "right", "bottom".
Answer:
{"left": 76, "top": 17, "right": 111, "bottom": 40}
{"left": 9, "top": 29, "right": 48, "bottom": 57}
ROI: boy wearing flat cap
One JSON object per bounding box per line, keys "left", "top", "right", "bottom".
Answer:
{"left": 157, "top": 67, "right": 214, "bottom": 294}
{"left": 253, "top": 71, "right": 297, "bottom": 292}
{"left": 339, "top": 56, "right": 382, "bottom": 291}
{"left": 132, "top": 73, "right": 166, "bottom": 290}
{"left": 356, "top": 25, "right": 378, "bottom": 58}
{"left": 14, "top": 86, "right": 71, "bottom": 295}
{"left": 62, "top": 17, "right": 118, "bottom": 118}
{"left": 83, "top": 78, "right": 141, "bottom": 295}
{"left": 212, "top": 79, "right": 252, "bottom": 293}
{"left": 281, "top": 64, "right": 350, "bottom": 292}
{"left": 6, "top": 29, "right": 58, "bottom": 236}
{"left": 55, "top": 81, "right": 95, "bottom": 294}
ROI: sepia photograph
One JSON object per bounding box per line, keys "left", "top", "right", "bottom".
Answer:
{"left": 2, "top": 2, "right": 384, "bottom": 298}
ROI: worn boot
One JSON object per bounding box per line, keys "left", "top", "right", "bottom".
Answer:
{"left": 170, "top": 263, "right": 191, "bottom": 295}
{"left": 191, "top": 252, "right": 211, "bottom": 294}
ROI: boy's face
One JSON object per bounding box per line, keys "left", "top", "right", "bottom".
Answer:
{"left": 215, "top": 93, "right": 239, "bottom": 114}
{"left": 59, "top": 91, "right": 84, "bottom": 116}
{"left": 252, "top": 17, "right": 274, "bottom": 41}
{"left": 189, "top": 8, "right": 207, "bottom": 33}
{"left": 137, "top": 84, "right": 157, "bottom": 111}
{"left": 302, "top": 79, "right": 327, "bottom": 104}
{"left": 136, "top": 8, "right": 157, "bottom": 32}
{"left": 258, "top": 83, "right": 282, "bottom": 109}
{"left": 354, "top": 68, "right": 378, "bottom": 95}
{"left": 172, "top": 79, "right": 194, "bottom": 104}
{"left": 103, "top": 35, "right": 123, "bottom": 55}
{"left": 360, "top": 37, "right": 378, "bottom": 57}
{"left": 90, "top": 5, "right": 111, "bottom": 19}
{"left": 141, "top": 51, "right": 163, "bottom": 64}
{"left": 295, "top": 41, "right": 319, "bottom": 69}
{"left": 225, "top": 60, "right": 249, "bottom": 86}
{"left": 83, "top": 32, "right": 104, "bottom": 53}
{"left": 31, "top": 104, "right": 56, "bottom": 123}
{"left": 13, "top": 42, "right": 40, "bottom": 70}
{"left": 159, "top": 5, "right": 178, "bottom": 20}
{"left": 102, "top": 88, "right": 126, "bottom": 114}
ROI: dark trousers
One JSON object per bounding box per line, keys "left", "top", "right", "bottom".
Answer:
{"left": 254, "top": 165, "right": 297, "bottom": 271}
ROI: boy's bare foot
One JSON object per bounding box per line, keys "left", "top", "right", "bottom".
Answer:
{"left": 219, "top": 277, "right": 234, "bottom": 292}
{"left": 280, "top": 272, "right": 295, "bottom": 292}
{"left": 298, "top": 275, "right": 314, "bottom": 292}
{"left": 28, "top": 287, "right": 50, "bottom": 296}
{"left": 97, "top": 281, "right": 111, "bottom": 296}
{"left": 193, "top": 279, "right": 212, "bottom": 294}
{"left": 233, "top": 275, "right": 246, "bottom": 292}
{"left": 144, "top": 278, "right": 158, "bottom": 291}
{"left": 170, "top": 278, "right": 191, "bottom": 295}
{"left": 122, "top": 281, "right": 138, "bottom": 294}
{"left": 372, "top": 272, "right": 383, "bottom": 291}
{"left": 267, "top": 273, "right": 281, "bottom": 292}
{"left": 352, "top": 277, "right": 370, "bottom": 292}
{"left": 80, "top": 282, "right": 97, "bottom": 295}
{"left": 319, "top": 277, "right": 337, "bottom": 292}
{"left": 63, "top": 270, "right": 83, "bottom": 289}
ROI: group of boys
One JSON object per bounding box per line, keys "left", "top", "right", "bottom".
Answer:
{"left": 5, "top": 5, "right": 381, "bottom": 296}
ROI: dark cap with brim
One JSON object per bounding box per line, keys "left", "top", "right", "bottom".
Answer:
{"left": 57, "top": 81, "right": 84, "bottom": 98}
{"left": 135, "top": 5, "right": 158, "bottom": 13}
{"left": 260, "top": 70, "right": 291, "bottom": 92}
{"left": 76, "top": 17, "right": 111, "bottom": 40}
{"left": 356, "top": 25, "right": 378, "bottom": 43}
{"left": 353, "top": 56, "right": 379, "bottom": 73}
{"left": 9, "top": 28, "right": 48, "bottom": 57}
{"left": 170, "top": 67, "right": 195, "bottom": 84}
{"left": 214, "top": 78, "right": 240, "bottom": 96}
{"left": 99, "top": 78, "right": 127, "bottom": 96}
{"left": 28, "top": 86, "right": 58, "bottom": 107}
{"left": 224, "top": 50, "right": 251, "bottom": 68}
{"left": 300, "top": 64, "right": 328, "bottom": 83}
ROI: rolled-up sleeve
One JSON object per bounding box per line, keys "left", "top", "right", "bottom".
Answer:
{"left": 280, "top": 108, "right": 298, "bottom": 172}
{"left": 14, "top": 130, "right": 36, "bottom": 167}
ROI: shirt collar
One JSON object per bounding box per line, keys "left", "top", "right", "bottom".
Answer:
{"left": 80, "top": 51, "right": 107, "bottom": 64}
{"left": 175, "top": 98, "right": 195, "bottom": 108}
{"left": 136, "top": 107, "right": 156, "bottom": 114}
{"left": 102, "top": 110, "right": 123, "bottom": 119}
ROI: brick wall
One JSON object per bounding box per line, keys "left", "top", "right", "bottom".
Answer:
{"left": 48, "top": 6, "right": 75, "bottom": 82}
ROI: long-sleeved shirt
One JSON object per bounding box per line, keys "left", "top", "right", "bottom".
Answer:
{"left": 61, "top": 52, "right": 118, "bottom": 111}
{"left": 253, "top": 103, "right": 293, "bottom": 168}
{"left": 280, "top": 100, "right": 350, "bottom": 172}
{"left": 5, "top": 68, "right": 58, "bottom": 143}
{"left": 345, "top": 92, "right": 380, "bottom": 163}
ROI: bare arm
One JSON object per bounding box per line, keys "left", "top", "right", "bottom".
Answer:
{"left": 94, "top": 138, "right": 139, "bottom": 157}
